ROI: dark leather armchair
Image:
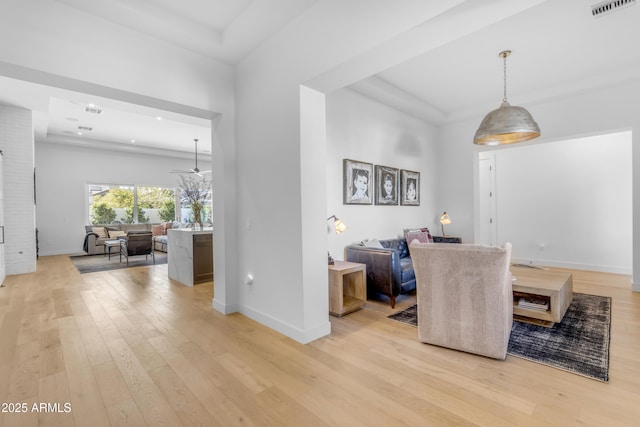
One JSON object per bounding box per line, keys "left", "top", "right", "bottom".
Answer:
{"left": 120, "top": 231, "right": 155, "bottom": 265}
{"left": 344, "top": 238, "right": 416, "bottom": 308}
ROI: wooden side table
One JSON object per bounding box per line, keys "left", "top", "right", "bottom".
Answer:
{"left": 103, "top": 239, "right": 122, "bottom": 260}
{"left": 328, "top": 260, "right": 366, "bottom": 317}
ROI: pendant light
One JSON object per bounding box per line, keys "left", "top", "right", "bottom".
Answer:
{"left": 473, "top": 50, "right": 540, "bottom": 145}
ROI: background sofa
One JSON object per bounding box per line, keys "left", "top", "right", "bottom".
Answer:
{"left": 344, "top": 238, "right": 416, "bottom": 308}
{"left": 151, "top": 223, "right": 172, "bottom": 252}
{"left": 84, "top": 223, "right": 171, "bottom": 255}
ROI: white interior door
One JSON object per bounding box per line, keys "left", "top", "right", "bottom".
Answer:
{"left": 478, "top": 155, "right": 497, "bottom": 246}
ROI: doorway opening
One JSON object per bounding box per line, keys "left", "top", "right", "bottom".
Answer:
{"left": 476, "top": 131, "right": 632, "bottom": 275}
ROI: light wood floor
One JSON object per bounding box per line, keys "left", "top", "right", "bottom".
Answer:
{"left": 1, "top": 256, "right": 639, "bottom": 426}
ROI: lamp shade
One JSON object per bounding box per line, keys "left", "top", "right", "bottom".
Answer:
{"left": 440, "top": 212, "right": 451, "bottom": 225}
{"left": 474, "top": 101, "right": 540, "bottom": 145}
{"left": 327, "top": 215, "right": 347, "bottom": 234}
{"left": 439, "top": 211, "right": 451, "bottom": 236}
{"left": 334, "top": 218, "right": 347, "bottom": 234}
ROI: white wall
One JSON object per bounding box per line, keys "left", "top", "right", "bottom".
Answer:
{"left": 35, "top": 142, "right": 197, "bottom": 256}
{"left": 0, "top": 104, "right": 36, "bottom": 275}
{"left": 440, "top": 80, "right": 640, "bottom": 288}
{"left": 1, "top": 0, "right": 557, "bottom": 344}
{"left": 0, "top": 1, "right": 228, "bottom": 113}
{"left": 233, "top": 1, "right": 470, "bottom": 343}
{"left": 0, "top": 152, "right": 4, "bottom": 284}
{"left": 0, "top": 0, "right": 239, "bottom": 306}
{"left": 7, "top": 0, "right": 638, "bottom": 349}
{"left": 326, "top": 88, "right": 439, "bottom": 259}
{"left": 485, "top": 132, "right": 631, "bottom": 274}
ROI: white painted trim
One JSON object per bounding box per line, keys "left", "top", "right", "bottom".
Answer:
{"left": 212, "top": 298, "right": 239, "bottom": 315}
{"left": 237, "top": 304, "right": 331, "bottom": 344}
{"left": 511, "top": 257, "right": 632, "bottom": 276}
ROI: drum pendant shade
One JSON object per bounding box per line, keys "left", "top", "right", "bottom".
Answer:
{"left": 473, "top": 51, "right": 540, "bottom": 145}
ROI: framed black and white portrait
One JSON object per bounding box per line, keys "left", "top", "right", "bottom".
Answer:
{"left": 374, "top": 165, "right": 398, "bottom": 205}
{"left": 400, "top": 169, "right": 420, "bottom": 206}
{"left": 343, "top": 159, "right": 373, "bottom": 205}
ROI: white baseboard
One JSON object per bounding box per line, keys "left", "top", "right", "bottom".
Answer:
{"left": 510, "top": 257, "right": 631, "bottom": 276}
{"left": 225, "top": 303, "right": 330, "bottom": 344}
{"left": 38, "top": 249, "right": 84, "bottom": 257}
{"left": 212, "top": 298, "right": 239, "bottom": 315}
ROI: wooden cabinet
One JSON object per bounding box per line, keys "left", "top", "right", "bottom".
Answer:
{"left": 168, "top": 229, "right": 213, "bottom": 286}
{"left": 328, "top": 261, "right": 366, "bottom": 317}
{"left": 193, "top": 233, "right": 213, "bottom": 283}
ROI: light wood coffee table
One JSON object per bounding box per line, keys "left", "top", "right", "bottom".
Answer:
{"left": 511, "top": 266, "right": 573, "bottom": 327}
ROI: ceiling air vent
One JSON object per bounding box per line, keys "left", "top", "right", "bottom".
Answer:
{"left": 84, "top": 106, "right": 103, "bottom": 114}
{"left": 592, "top": 0, "right": 635, "bottom": 17}
{"left": 78, "top": 126, "right": 93, "bottom": 131}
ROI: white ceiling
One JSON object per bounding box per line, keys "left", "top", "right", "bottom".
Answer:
{"left": 52, "top": 0, "right": 318, "bottom": 63}
{"left": 0, "top": 72, "right": 215, "bottom": 156}
{"left": 352, "top": 0, "right": 640, "bottom": 125}
{"left": 1, "top": 0, "right": 639, "bottom": 154}
{"left": 0, "top": 0, "right": 318, "bottom": 156}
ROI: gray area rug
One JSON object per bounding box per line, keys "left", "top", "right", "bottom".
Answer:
{"left": 70, "top": 252, "right": 167, "bottom": 274}
{"left": 388, "top": 293, "right": 611, "bottom": 382}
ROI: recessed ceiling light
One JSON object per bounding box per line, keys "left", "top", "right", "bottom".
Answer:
{"left": 130, "top": 139, "right": 136, "bottom": 143}
{"left": 84, "top": 105, "right": 103, "bottom": 114}
{"left": 77, "top": 132, "right": 83, "bottom": 136}
{"left": 155, "top": 116, "right": 163, "bottom": 121}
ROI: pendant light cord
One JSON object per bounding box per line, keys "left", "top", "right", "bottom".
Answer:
{"left": 502, "top": 51, "right": 508, "bottom": 103}
{"left": 195, "top": 139, "right": 198, "bottom": 170}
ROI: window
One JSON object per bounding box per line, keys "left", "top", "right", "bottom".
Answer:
{"left": 179, "top": 191, "right": 212, "bottom": 223}
{"left": 175, "top": 174, "right": 213, "bottom": 225}
{"left": 137, "top": 186, "right": 177, "bottom": 223}
{"left": 88, "top": 184, "right": 176, "bottom": 225}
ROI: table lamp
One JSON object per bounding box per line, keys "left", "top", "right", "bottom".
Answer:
{"left": 328, "top": 215, "right": 347, "bottom": 234}
{"left": 440, "top": 212, "right": 451, "bottom": 236}
{"left": 327, "top": 215, "right": 348, "bottom": 264}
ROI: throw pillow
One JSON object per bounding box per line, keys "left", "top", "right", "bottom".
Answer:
{"left": 363, "top": 239, "right": 384, "bottom": 248}
{"left": 404, "top": 227, "right": 434, "bottom": 244}
{"left": 419, "top": 227, "right": 434, "bottom": 243}
{"left": 162, "top": 222, "right": 173, "bottom": 234}
{"left": 108, "top": 230, "right": 126, "bottom": 239}
{"left": 91, "top": 227, "right": 107, "bottom": 238}
{"left": 151, "top": 225, "right": 164, "bottom": 236}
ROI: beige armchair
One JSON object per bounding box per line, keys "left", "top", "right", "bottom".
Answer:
{"left": 409, "top": 242, "right": 513, "bottom": 359}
